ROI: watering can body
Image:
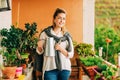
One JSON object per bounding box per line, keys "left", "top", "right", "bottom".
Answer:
{"left": 44, "top": 37, "right": 55, "bottom": 56}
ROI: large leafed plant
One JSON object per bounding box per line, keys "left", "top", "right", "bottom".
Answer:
{"left": 95, "top": 25, "right": 120, "bottom": 64}
{"left": 0, "top": 22, "right": 39, "bottom": 66}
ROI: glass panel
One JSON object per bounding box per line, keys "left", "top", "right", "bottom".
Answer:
{"left": 0, "top": 0, "right": 7, "bottom": 8}
{"left": 0, "top": 0, "right": 10, "bottom": 12}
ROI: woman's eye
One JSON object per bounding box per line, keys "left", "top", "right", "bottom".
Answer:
{"left": 58, "top": 17, "right": 62, "bottom": 19}
{"left": 63, "top": 18, "right": 66, "bottom": 20}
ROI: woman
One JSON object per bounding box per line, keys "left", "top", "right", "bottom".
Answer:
{"left": 36, "top": 8, "right": 74, "bottom": 80}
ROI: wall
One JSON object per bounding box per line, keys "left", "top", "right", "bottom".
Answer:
{"left": 12, "top": 0, "right": 83, "bottom": 42}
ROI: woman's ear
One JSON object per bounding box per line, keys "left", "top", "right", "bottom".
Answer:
{"left": 52, "top": 19, "right": 56, "bottom": 27}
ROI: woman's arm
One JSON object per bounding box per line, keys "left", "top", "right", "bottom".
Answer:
{"left": 55, "top": 43, "right": 68, "bottom": 57}
{"left": 36, "top": 32, "right": 46, "bottom": 55}
{"left": 55, "top": 37, "right": 74, "bottom": 58}
{"left": 36, "top": 40, "right": 44, "bottom": 54}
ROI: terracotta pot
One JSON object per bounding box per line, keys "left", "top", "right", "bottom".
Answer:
{"left": 2, "top": 66, "right": 17, "bottom": 79}
{"left": 78, "top": 61, "right": 98, "bottom": 80}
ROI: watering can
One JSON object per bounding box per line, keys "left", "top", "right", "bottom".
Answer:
{"left": 44, "top": 37, "right": 55, "bottom": 56}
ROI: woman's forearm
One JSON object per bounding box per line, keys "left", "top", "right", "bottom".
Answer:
{"left": 59, "top": 47, "right": 68, "bottom": 57}
{"left": 36, "top": 40, "right": 44, "bottom": 54}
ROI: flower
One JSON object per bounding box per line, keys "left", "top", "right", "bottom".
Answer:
{"left": 106, "top": 38, "right": 112, "bottom": 43}
{"left": 21, "top": 64, "right": 27, "bottom": 69}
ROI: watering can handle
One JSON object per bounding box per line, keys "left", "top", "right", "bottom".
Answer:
{"left": 58, "top": 39, "right": 62, "bottom": 44}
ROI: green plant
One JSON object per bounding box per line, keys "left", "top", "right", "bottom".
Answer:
{"left": 1, "top": 48, "right": 25, "bottom": 67}
{"left": 3, "top": 48, "right": 17, "bottom": 66}
{"left": 102, "top": 66, "right": 117, "bottom": 79}
{"left": 19, "top": 23, "right": 39, "bottom": 54}
{"left": 95, "top": 1, "right": 120, "bottom": 65}
{"left": 95, "top": 26, "right": 120, "bottom": 64}
{"left": 95, "top": 65, "right": 117, "bottom": 80}
{"left": 0, "top": 22, "right": 39, "bottom": 66}
{"left": 75, "top": 43, "right": 94, "bottom": 57}
{"left": 1, "top": 22, "right": 38, "bottom": 54}
{"left": 1, "top": 26, "right": 23, "bottom": 53}
{"left": 80, "top": 56, "right": 102, "bottom": 66}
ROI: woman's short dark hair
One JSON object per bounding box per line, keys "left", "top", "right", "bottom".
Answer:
{"left": 53, "top": 8, "right": 66, "bottom": 19}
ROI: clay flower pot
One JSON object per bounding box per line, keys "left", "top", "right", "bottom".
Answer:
{"left": 2, "top": 66, "right": 17, "bottom": 79}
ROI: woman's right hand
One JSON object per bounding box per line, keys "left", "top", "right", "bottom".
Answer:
{"left": 37, "top": 40, "right": 44, "bottom": 52}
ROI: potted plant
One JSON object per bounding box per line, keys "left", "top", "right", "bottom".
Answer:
{"left": 80, "top": 56, "right": 102, "bottom": 67}
{"left": 74, "top": 43, "right": 95, "bottom": 65}
{"left": 94, "top": 64, "right": 117, "bottom": 80}
{"left": 0, "top": 22, "right": 39, "bottom": 79}
{"left": 74, "top": 43, "right": 99, "bottom": 79}
{"left": 0, "top": 22, "right": 38, "bottom": 65}
{"left": 2, "top": 48, "right": 18, "bottom": 79}
{"left": 75, "top": 43, "right": 95, "bottom": 57}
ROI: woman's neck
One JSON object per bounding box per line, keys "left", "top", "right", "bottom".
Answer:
{"left": 53, "top": 27, "right": 61, "bottom": 35}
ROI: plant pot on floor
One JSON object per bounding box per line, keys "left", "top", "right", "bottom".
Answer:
{"left": 15, "top": 66, "right": 23, "bottom": 78}
{"left": 2, "top": 66, "right": 17, "bottom": 79}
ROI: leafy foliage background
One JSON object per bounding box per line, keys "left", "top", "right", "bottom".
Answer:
{"left": 95, "top": 0, "right": 120, "bottom": 64}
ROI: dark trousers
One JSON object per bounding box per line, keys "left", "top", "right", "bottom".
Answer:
{"left": 32, "top": 70, "right": 42, "bottom": 80}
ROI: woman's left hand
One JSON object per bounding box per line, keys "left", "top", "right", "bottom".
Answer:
{"left": 55, "top": 43, "right": 68, "bottom": 57}
{"left": 55, "top": 43, "right": 62, "bottom": 51}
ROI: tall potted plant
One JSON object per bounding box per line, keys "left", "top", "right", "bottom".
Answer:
{"left": 74, "top": 43, "right": 99, "bottom": 79}
{"left": 0, "top": 22, "right": 39, "bottom": 79}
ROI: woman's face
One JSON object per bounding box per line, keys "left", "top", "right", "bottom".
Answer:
{"left": 54, "top": 13, "right": 66, "bottom": 28}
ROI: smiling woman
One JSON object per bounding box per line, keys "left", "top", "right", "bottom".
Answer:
{"left": 0, "top": 0, "right": 10, "bottom": 12}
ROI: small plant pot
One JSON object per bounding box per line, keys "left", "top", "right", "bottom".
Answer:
{"left": 2, "top": 66, "right": 17, "bottom": 79}
{"left": 15, "top": 67, "right": 23, "bottom": 78}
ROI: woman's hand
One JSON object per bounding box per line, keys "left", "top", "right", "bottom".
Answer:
{"left": 55, "top": 43, "right": 62, "bottom": 51}
{"left": 55, "top": 43, "right": 68, "bottom": 57}
{"left": 37, "top": 40, "right": 44, "bottom": 52}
